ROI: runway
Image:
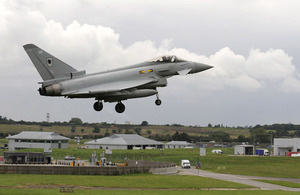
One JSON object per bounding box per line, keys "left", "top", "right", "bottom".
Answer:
{"left": 178, "top": 167, "right": 300, "bottom": 191}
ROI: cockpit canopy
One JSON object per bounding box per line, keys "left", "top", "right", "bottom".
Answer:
{"left": 148, "top": 55, "right": 187, "bottom": 63}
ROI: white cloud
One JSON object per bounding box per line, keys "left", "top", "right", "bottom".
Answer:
{"left": 245, "top": 49, "right": 295, "bottom": 81}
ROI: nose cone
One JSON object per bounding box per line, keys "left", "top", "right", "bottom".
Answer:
{"left": 192, "top": 62, "right": 213, "bottom": 73}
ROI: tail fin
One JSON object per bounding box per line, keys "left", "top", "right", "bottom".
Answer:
{"left": 23, "top": 44, "right": 77, "bottom": 81}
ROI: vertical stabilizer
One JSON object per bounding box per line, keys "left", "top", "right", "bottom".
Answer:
{"left": 23, "top": 44, "right": 77, "bottom": 81}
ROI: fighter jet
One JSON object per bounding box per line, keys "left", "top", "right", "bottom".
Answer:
{"left": 23, "top": 44, "right": 212, "bottom": 113}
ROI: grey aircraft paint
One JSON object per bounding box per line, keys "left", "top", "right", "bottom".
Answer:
{"left": 23, "top": 44, "right": 213, "bottom": 113}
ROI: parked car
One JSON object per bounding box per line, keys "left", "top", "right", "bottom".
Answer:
{"left": 64, "top": 156, "right": 76, "bottom": 160}
{"left": 212, "top": 149, "right": 223, "bottom": 154}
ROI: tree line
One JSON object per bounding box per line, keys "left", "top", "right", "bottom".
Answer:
{"left": 1, "top": 115, "right": 300, "bottom": 143}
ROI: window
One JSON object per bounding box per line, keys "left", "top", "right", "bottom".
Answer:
{"left": 147, "top": 55, "right": 186, "bottom": 63}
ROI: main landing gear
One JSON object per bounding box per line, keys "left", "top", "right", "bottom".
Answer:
{"left": 93, "top": 94, "right": 162, "bottom": 113}
{"left": 93, "top": 101, "right": 103, "bottom": 111}
{"left": 115, "top": 102, "right": 125, "bottom": 113}
{"left": 93, "top": 101, "right": 126, "bottom": 113}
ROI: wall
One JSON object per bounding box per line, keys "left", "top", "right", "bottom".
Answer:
{"left": 0, "top": 161, "right": 175, "bottom": 175}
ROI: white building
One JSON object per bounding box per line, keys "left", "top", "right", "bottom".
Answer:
{"left": 234, "top": 145, "right": 254, "bottom": 155}
{"left": 274, "top": 138, "right": 300, "bottom": 156}
{"left": 7, "top": 131, "right": 70, "bottom": 151}
{"left": 85, "top": 134, "right": 163, "bottom": 150}
{"left": 164, "top": 141, "right": 195, "bottom": 149}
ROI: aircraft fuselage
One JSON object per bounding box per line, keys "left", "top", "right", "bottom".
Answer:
{"left": 24, "top": 44, "right": 212, "bottom": 113}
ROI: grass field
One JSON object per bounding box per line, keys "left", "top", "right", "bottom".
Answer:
{"left": 1, "top": 174, "right": 299, "bottom": 195}
{"left": 0, "top": 189, "right": 299, "bottom": 195}
{"left": 0, "top": 174, "right": 299, "bottom": 195}
{"left": 0, "top": 174, "right": 251, "bottom": 189}
{"left": 255, "top": 180, "right": 300, "bottom": 188}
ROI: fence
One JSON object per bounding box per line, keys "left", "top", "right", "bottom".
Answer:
{"left": 0, "top": 160, "right": 175, "bottom": 175}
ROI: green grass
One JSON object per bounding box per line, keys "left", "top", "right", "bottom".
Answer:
{"left": 0, "top": 174, "right": 251, "bottom": 189}
{"left": 0, "top": 189, "right": 299, "bottom": 195}
{"left": 256, "top": 180, "right": 300, "bottom": 188}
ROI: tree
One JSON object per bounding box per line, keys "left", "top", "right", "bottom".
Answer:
{"left": 171, "top": 131, "right": 191, "bottom": 142}
{"left": 92, "top": 125, "right": 100, "bottom": 133}
{"left": 71, "top": 125, "right": 76, "bottom": 133}
{"left": 112, "top": 129, "right": 117, "bottom": 134}
{"left": 141, "top": 121, "right": 148, "bottom": 126}
{"left": 165, "top": 134, "right": 172, "bottom": 141}
{"left": 207, "top": 123, "right": 212, "bottom": 128}
{"left": 294, "top": 130, "right": 300, "bottom": 138}
{"left": 134, "top": 127, "right": 142, "bottom": 135}
{"left": 81, "top": 129, "right": 84, "bottom": 133}
{"left": 147, "top": 130, "right": 152, "bottom": 135}
{"left": 249, "top": 127, "right": 270, "bottom": 144}
{"left": 209, "top": 131, "right": 230, "bottom": 142}
{"left": 69, "top": 118, "right": 83, "bottom": 125}
{"left": 275, "top": 129, "right": 289, "bottom": 137}
{"left": 237, "top": 135, "right": 247, "bottom": 142}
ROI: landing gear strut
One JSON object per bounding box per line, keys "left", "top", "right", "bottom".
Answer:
{"left": 115, "top": 102, "right": 125, "bottom": 113}
{"left": 155, "top": 94, "right": 162, "bottom": 106}
{"left": 93, "top": 101, "right": 103, "bottom": 111}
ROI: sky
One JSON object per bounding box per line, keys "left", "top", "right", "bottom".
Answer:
{"left": 1, "top": 0, "right": 300, "bottom": 127}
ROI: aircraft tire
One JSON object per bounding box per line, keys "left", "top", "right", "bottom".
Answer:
{"left": 93, "top": 101, "right": 103, "bottom": 111}
{"left": 115, "top": 102, "right": 125, "bottom": 113}
{"left": 155, "top": 99, "right": 162, "bottom": 106}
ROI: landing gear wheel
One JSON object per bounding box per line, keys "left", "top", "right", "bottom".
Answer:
{"left": 93, "top": 101, "right": 103, "bottom": 111}
{"left": 115, "top": 102, "right": 125, "bottom": 113}
{"left": 155, "top": 99, "right": 162, "bottom": 106}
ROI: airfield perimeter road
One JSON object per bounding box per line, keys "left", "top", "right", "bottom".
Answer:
{"left": 178, "top": 167, "right": 300, "bottom": 191}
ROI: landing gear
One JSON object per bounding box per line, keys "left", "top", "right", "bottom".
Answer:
{"left": 93, "top": 101, "right": 103, "bottom": 111}
{"left": 155, "top": 94, "right": 162, "bottom": 106}
{"left": 115, "top": 102, "right": 125, "bottom": 113}
{"left": 155, "top": 99, "right": 162, "bottom": 106}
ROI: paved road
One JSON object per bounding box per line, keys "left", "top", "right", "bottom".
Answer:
{"left": 178, "top": 167, "right": 300, "bottom": 191}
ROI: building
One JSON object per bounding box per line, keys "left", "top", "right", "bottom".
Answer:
{"left": 4, "top": 152, "right": 51, "bottom": 164}
{"left": 274, "top": 138, "right": 300, "bottom": 156}
{"left": 85, "top": 134, "right": 164, "bottom": 150}
{"left": 7, "top": 131, "right": 70, "bottom": 151}
{"left": 234, "top": 145, "right": 254, "bottom": 155}
{"left": 164, "top": 141, "right": 195, "bottom": 149}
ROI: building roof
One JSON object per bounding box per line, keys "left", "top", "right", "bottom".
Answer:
{"left": 85, "top": 134, "right": 163, "bottom": 146}
{"left": 165, "top": 141, "right": 195, "bottom": 146}
{"left": 6, "top": 131, "right": 70, "bottom": 140}
{"left": 234, "top": 145, "right": 254, "bottom": 147}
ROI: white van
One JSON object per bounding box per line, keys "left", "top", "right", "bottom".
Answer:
{"left": 181, "top": 160, "right": 191, "bottom": 169}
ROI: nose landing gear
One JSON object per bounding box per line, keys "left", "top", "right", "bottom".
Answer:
{"left": 155, "top": 99, "right": 162, "bottom": 106}
{"left": 155, "top": 94, "right": 162, "bottom": 106}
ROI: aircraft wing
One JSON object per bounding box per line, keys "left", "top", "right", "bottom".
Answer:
{"left": 62, "top": 76, "right": 159, "bottom": 96}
